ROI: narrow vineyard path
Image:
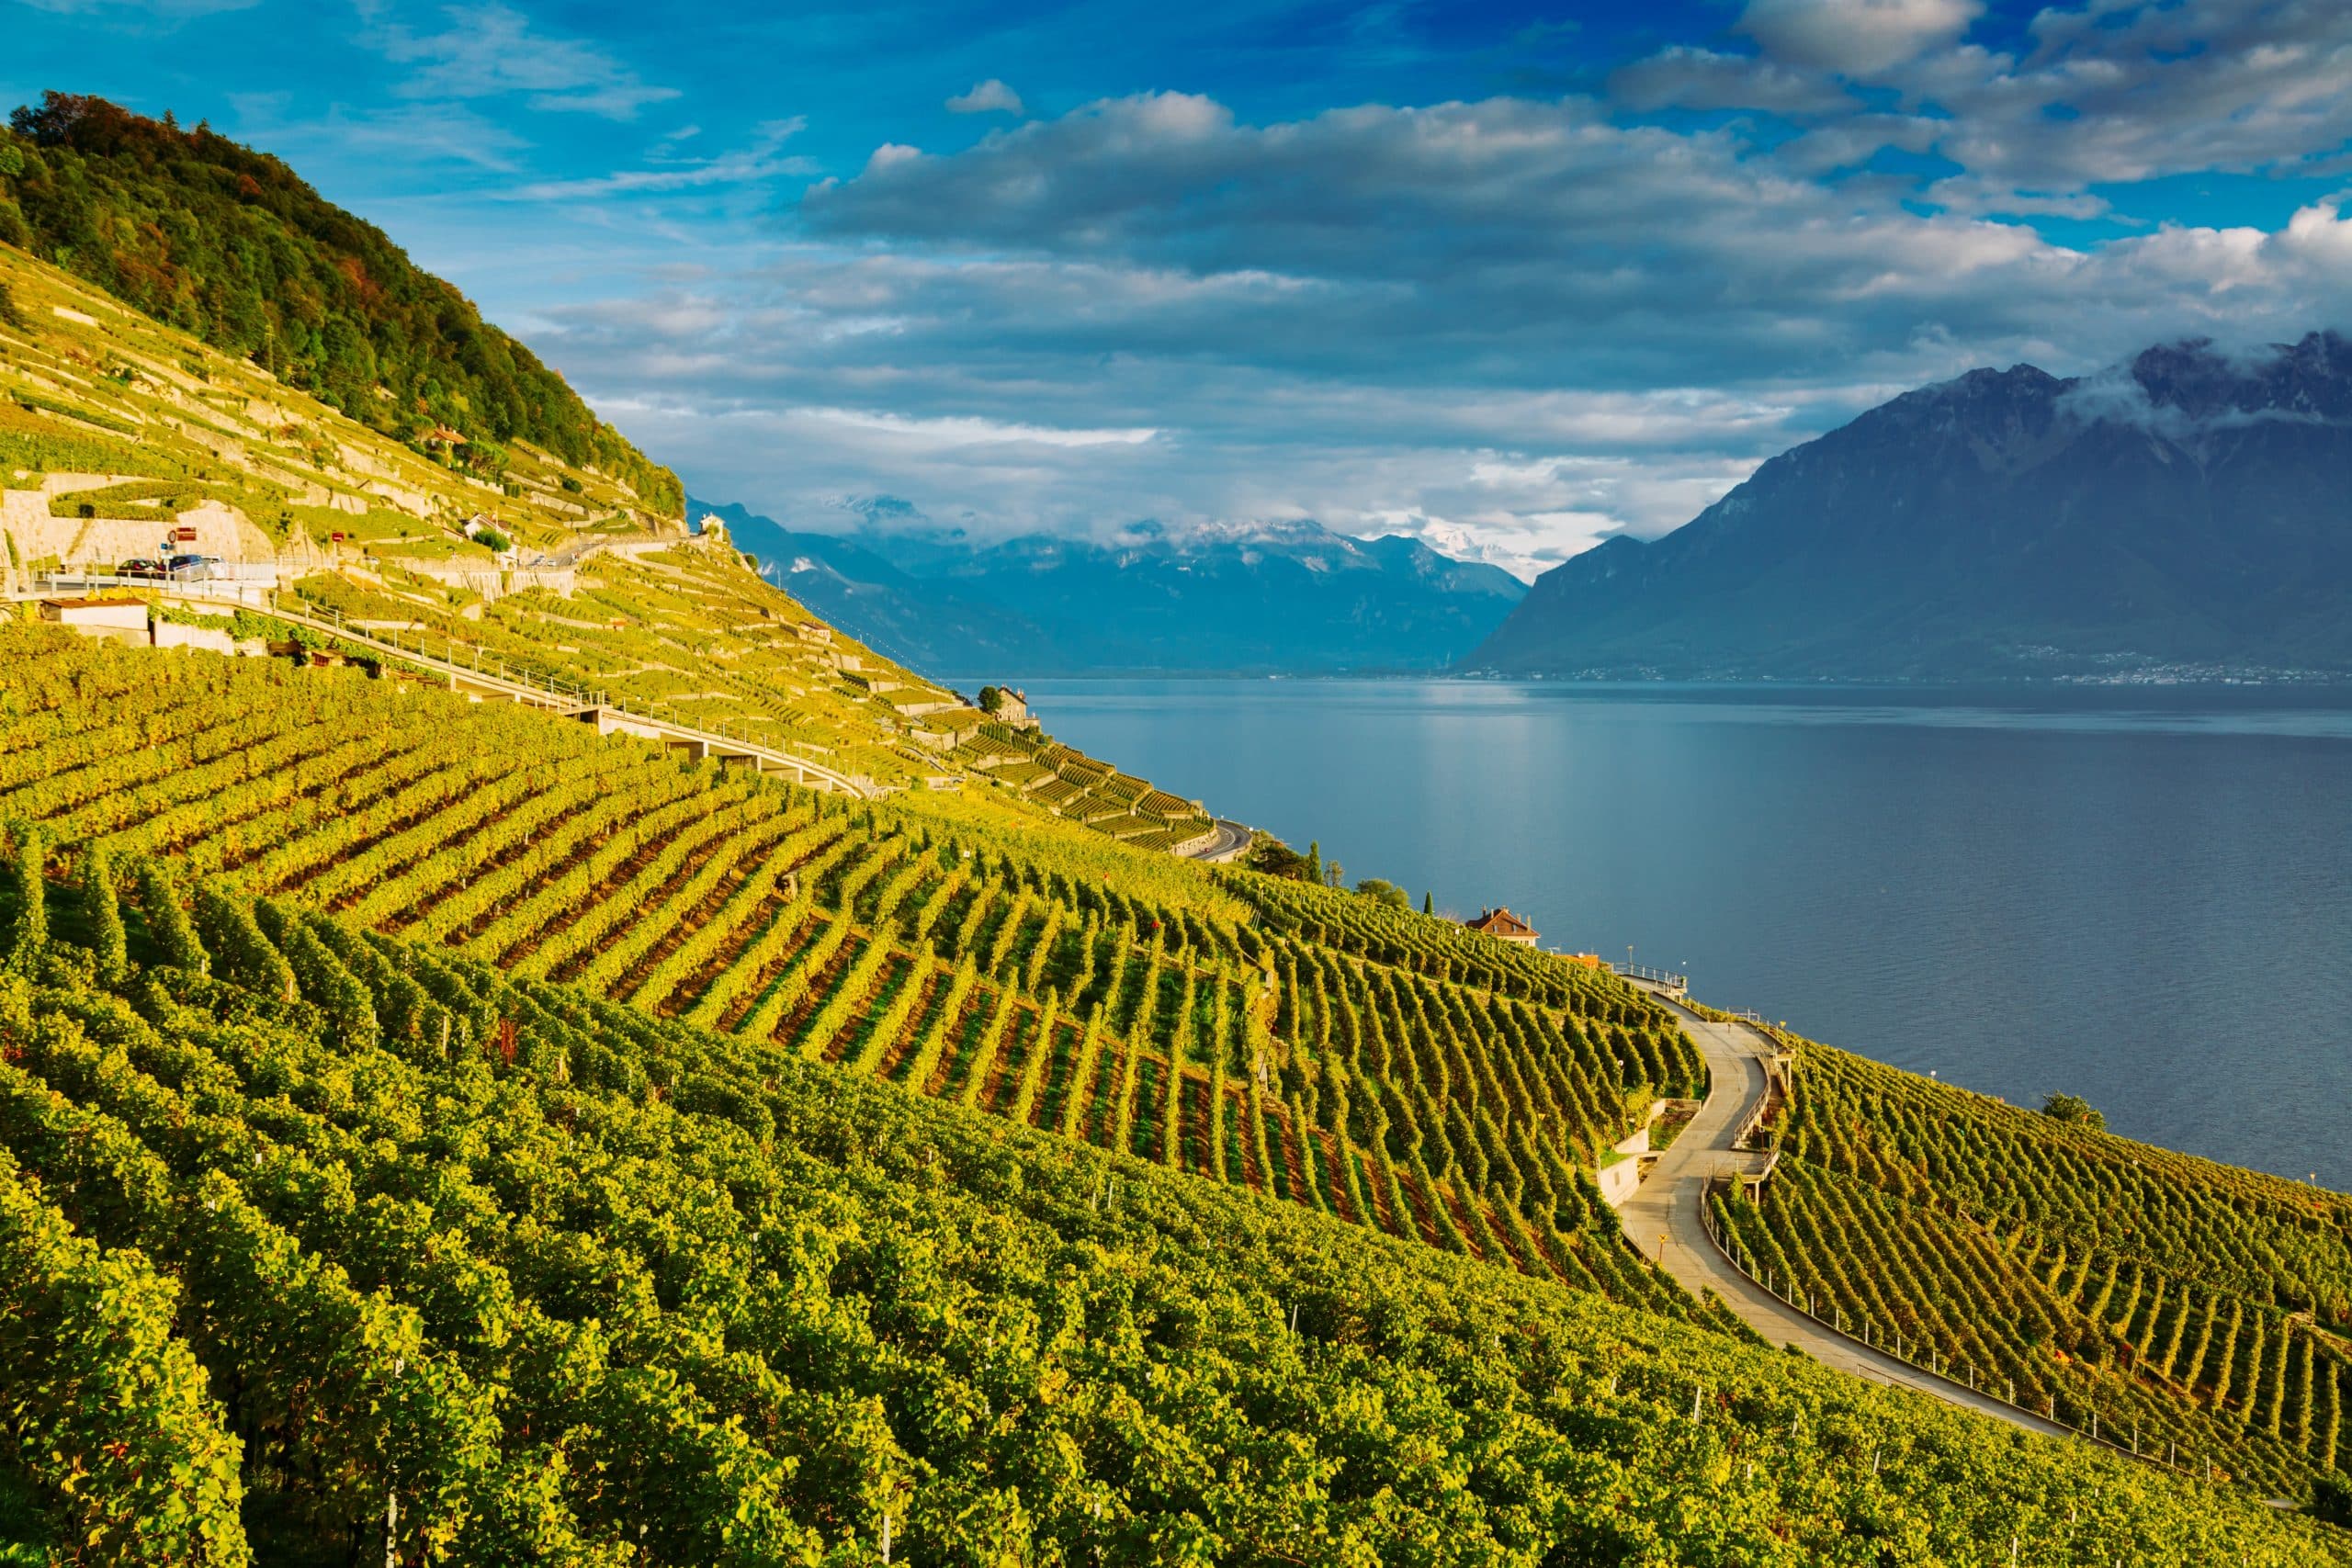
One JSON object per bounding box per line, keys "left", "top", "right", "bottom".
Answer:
{"left": 1616, "top": 987, "right": 2073, "bottom": 1440}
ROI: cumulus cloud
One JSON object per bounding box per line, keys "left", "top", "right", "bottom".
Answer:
{"left": 707, "top": 86, "right": 2345, "bottom": 558}
{"left": 1736, "top": 0, "right": 1981, "bottom": 74}
{"left": 1611, "top": 1, "right": 2352, "bottom": 220}
{"left": 538, "top": 9, "right": 2352, "bottom": 569}
{"left": 945, "top": 78, "right": 1023, "bottom": 116}
{"left": 1609, "top": 47, "right": 1855, "bottom": 115}
{"left": 804, "top": 89, "right": 2326, "bottom": 392}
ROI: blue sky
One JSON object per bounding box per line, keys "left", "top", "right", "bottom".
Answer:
{"left": 9, "top": 0, "right": 2352, "bottom": 574}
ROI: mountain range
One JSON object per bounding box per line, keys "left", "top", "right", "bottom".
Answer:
{"left": 691, "top": 497, "right": 1526, "bottom": 675}
{"left": 1472, "top": 332, "right": 2352, "bottom": 680}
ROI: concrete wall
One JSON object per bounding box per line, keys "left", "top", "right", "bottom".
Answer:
{"left": 40, "top": 600, "right": 149, "bottom": 648}
{"left": 1597, "top": 1156, "right": 1643, "bottom": 1209}
{"left": 153, "top": 620, "right": 236, "bottom": 656}
{"left": 2, "top": 483, "right": 277, "bottom": 581}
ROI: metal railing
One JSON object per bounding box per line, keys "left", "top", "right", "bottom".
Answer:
{"left": 25, "top": 569, "right": 275, "bottom": 604}
{"left": 267, "top": 596, "right": 873, "bottom": 797}
{"left": 17, "top": 575, "right": 875, "bottom": 797}
{"left": 1618, "top": 963, "right": 1689, "bottom": 989}
{"left": 1696, "top": 1179, "right": 2216, "bottom": 1480}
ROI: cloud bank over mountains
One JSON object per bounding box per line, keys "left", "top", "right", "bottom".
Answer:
{"left": 17, "top": 0, "right": 2352, "bottom": 571}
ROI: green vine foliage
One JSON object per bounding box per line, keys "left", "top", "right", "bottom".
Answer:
{"left": 0, "top": 862, "right": 2334, "bottom": 1563}
{"left": 76, "top": 840, "right": 128, "bottom": 982}
{"left": 3, "top": 823, "right": 43, "bottom": 974}
{"left": 0, "top": 1143, "right": 250, "bottom": 1564}
{"left": 1714, "top": 1024, "right": 2352, "bottom": 1498}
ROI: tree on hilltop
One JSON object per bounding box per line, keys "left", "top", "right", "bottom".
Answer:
{"left": 2040, "top": 1092, "right": 2105, "bottom": 1133}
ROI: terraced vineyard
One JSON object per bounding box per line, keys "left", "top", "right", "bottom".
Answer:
{"left": 1, "top": 851, "right": 2329, "bottom": 1563}
{"left": 0, "top": 625, "right": 1707, "bottom": 1316}
{"left": 1, "top": 228, "right": 1211, "bottom": 807}
{"left": 945, "top": 719, "right": 1218, "bottom": 850}
{"left": 1711, "top": 1029, "right": 2352, "bottom": 1496}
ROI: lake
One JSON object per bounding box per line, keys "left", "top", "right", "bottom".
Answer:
{"left": 994, "top": 677, "right": 2352, "bottom": 1190}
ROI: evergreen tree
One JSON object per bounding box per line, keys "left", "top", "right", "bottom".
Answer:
{"left": 1423, "top": 892, "right": 1434, "bottom": 915}
{"left": 1305, "top": 841, "right": 1321, "bottom": 886}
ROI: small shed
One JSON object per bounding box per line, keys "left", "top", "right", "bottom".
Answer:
{"left": 40, "top": 597, "right": 148, "bottom": 649}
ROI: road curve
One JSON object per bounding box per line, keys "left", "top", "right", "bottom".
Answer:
{"left": 1177, "top": 818, "right": 1253, "bottom": 863}
{"left": 1615, "top": 987, "right": 2074, "bottom": 1441}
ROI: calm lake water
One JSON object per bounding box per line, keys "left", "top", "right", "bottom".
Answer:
{"left": 997, "top": 678, "right": 2352, "bottom": 1190}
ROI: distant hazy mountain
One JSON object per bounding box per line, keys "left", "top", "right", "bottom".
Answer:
{"left": 691, "top": 498, "right": 1526, "bottom": 675}
{"left": 1471, "top": 332, "right": 2352, "bottom": 680}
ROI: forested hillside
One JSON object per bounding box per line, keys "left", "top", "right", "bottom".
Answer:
{"left": 1713, "top": 1026, "right": 2352, "bottom": 1497}
{"left": 0, "top": 93, "right": 679, "bottom": 513}
{"left": 0, "top": 824, "right": 2335, "bottom": 1562}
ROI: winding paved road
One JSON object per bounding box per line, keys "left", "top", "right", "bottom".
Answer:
{"left": 1177, "top": 818, "right": 1253, "bottom": 863}
{"left": 1614, "top": 987, "right": 2073, "bottom": 1440}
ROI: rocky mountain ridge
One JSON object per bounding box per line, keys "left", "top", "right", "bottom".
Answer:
{"left": 1471, "top": 332, "right": 2352, "bottom": 680}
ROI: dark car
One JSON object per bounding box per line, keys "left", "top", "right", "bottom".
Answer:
{"left": 165, "top": 554, "right": 222, "bottom": 579}
{"left": 116, "top": 558, "right": 168, "bottom": 581}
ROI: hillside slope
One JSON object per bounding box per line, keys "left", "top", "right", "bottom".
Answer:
{"left": 0, "top": 93, "right": 679, "bottom": 513}
{"left": 0, "top": 234, "right": 1220, "bottom": 818}
{"left": 698, "top": 497, "right": 1526, "bottom": 674}
{"left": 6, "top": 114, "right": 2348, "bottom": 1551}
{"left": 0, "top": 837, "right": 2335, "bottom": 1563}
{"left": 1471, "top": 333, "right": 2352, "bottom": 680}
{"left": 1710, "top": 1019, "right": 2352, "bottom": 1498}
{"left": 0, "top": 626, "right": 1708, "bottom": 1318}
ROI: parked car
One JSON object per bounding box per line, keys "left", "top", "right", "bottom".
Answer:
{"left": 165, "top": 554, "right": 223, "bottom": 580}
{"left": 115, "top": 558, "right": 168, "bottom": 581}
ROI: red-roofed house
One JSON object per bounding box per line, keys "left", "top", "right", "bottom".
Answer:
{"left": 1464, "top": 907, "right": 1538, "bottom": 946}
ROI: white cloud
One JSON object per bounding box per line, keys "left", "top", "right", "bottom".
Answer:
{"left": 1736, "top": 0, "right": 1983, "bottom": 75}
{"left": 946, "top": 78, "right": 1024, "bottom": 116}
{"left": 1621, "top": 1, "right": 2352, "bottom": 215}
{"left": 497, "top": 118, "right": 813, "bottom": 201}
{"left": 522, "top": 10, "right": 2352, "bottom": 571}
{"left": 1610, "top": 46, "right": 1856, "bottom": 114}
{"left": 369, "top": 3, "right": 679, "bottom": 119}
{"left": 788, "top": 408, "right": 1158, "bottom": 448}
